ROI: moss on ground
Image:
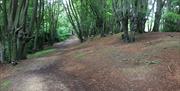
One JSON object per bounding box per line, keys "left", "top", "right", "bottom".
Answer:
{"left": 28, "top": 48, "right": 56, "bottom": 59}
{"left": 0, "top": 80, "right": 12, "bottom": 90}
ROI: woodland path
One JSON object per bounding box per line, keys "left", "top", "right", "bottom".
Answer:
{"left": 0, "top": 33, "right": 180, "bottom": 91}
{"left": 0, "top": 36, "right": 84, "bottom": 91}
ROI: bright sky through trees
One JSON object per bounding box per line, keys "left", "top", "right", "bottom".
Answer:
{"left": 47, "top": 0, "right": 68, "bottom": 4}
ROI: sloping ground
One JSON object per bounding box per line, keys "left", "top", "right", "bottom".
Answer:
{"left": 0, "top": 32, "right": 180, "bottom": 91}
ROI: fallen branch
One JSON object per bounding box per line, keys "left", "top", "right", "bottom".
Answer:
{"left": 168, "top": 65, "right": 173, "bottom": 73}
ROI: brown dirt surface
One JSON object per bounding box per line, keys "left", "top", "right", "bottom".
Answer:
{"left": 0, "top": 32, "right": 180, "bottom": 91}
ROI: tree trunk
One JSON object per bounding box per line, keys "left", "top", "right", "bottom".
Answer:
{"left": 153, "top": 0, "right": 165, "bottom": 32}
{"left": 122, "top": 16, "right": 129, "bottom": 43}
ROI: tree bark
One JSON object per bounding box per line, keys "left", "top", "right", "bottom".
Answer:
{"left": 122, "top": 16, "right": 129, "bottom": 43}
{"left": 153, "top": 0, "right": 165, "bottom": 32}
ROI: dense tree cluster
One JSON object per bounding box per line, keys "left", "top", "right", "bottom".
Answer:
{"left": 0, "top": 0, "right": 65, "bottom": 63}
{"left": 64, "top": 0, "right": 180, "bottom": 43}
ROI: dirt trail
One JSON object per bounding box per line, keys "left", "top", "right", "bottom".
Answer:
{"left": 0, "top": 33, "right": 180, "bottom": 91}
{"left": 0, "top": 37, "right": 84, "bottom": 91}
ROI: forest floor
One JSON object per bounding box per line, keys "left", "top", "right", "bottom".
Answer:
{"left": 0, "top": 32, "right": 180, "bottom": 91}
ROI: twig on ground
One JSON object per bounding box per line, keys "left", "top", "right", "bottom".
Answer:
{"left": 168, "top": 65, "right": 173, "bottom": 73}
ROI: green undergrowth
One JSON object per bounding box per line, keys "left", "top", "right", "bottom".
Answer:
{"left": 28, "top": 48, "right": 56, "bottom": 59}
{"left": 0, "top": 80, "right": 12, "bottom": 90}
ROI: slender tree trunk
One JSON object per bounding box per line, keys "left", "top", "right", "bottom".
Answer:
{"left": 153, "top": 0, "right": 165, "bottom": 32}
{"left": 122, "top": 16, "right": 129, "bottom": 43}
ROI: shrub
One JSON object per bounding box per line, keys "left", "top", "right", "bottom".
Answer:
{"left": 57, "top": 27, "right": 71, "bottom": 41}
{"left": 162, "top": 12, "right": 180, "bottom": 32}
